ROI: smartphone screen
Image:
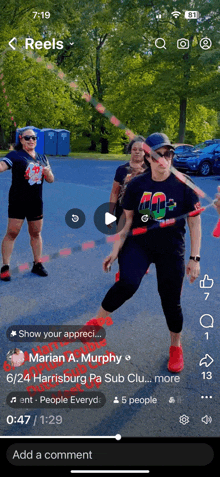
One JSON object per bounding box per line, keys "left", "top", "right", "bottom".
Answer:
{"left": 0, "top": 1, "right": 219, "bottom": 475}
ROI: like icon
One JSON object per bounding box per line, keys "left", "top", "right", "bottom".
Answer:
{"left": 199, "top": 274, "right": 214, "bottom": 289}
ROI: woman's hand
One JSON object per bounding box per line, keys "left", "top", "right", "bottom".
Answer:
{"left": 103, "top": 251, "right": 118, "bottom": 272}
{"left": 186, "top": 260, "right": 200, "bottom": 283}
{"left": 43, "top": 166, "right": 54, "bottom": 183}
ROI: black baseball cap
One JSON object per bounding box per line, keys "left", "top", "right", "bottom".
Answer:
{"left": 145, "top": 133, "right": 174, "bottom": 151}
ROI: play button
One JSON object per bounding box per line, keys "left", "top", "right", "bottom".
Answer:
{"left": 105, "top": 212, "right": 117, "bottom": 226}
{"left": 94, "top": 202, "right": 125, "bottom": 235}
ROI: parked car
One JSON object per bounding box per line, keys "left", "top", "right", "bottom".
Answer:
{"left": 173, "top": 143, "right": 220, "bottom": 176}
{"left": 212, "top": 154, "right": 220, "bottom": 175}
{"left": 174, "top": 140, "right": 220, "bottom": 160}
{"left": 173, "top": 144, "right": 194, "bottom": 155}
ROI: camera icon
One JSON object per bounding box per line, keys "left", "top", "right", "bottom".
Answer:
{"left": 177, "top": 38, "right": 189, "bottom": 49}
{"left": 199, "top": 37, "right": 212, "bottom": 50}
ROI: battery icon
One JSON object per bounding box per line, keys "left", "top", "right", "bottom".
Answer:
{"left": 185, "top": 11, "right": 200, "bottom": 19}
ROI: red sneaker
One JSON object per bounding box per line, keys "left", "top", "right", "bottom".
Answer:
{"left": 168, "top": 345, "right": 184, "bottom": 373}
{"left": 85, "top": 318, "right": 99, "bottom": 326}
{"left": 0, "top": 265, "right": 11, "bottom": 281}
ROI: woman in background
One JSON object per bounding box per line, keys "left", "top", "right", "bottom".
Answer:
{"left": 109, "top": 135, "right": 148, "bottom": 281}
{"left": 109, "top": 135, "right": 148, "bottom": 223}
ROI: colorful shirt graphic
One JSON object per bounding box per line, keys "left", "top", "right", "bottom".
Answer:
{"left": 138, "top": 191, "right": 177, "bottom": 220}
{"left": 24, "top": 162, "right": 44, "bottom": 185}
{"left": 122, "top": 171, "right": 199, "bottom": 254}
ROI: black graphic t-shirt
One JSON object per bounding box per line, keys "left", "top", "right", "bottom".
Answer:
{"left": 2, "top": 150, "right": 49, "bottom": 203}
{"left": 122, "top": 171, "right": 200, "bottom": 254}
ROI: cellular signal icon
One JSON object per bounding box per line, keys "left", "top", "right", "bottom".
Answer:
{"left": 171, "top": 11, "right": 181, "bottom": 19}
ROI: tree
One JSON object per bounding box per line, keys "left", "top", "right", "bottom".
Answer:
{"left": 46, "top": 0, "right": 114, "bottom": 152}
{"left": 100, "top": 0, "right": 220, "bottom": 142}
{"left": 0, "top": 0, "right": 219, "bottom": 150}
{"left": 138, "top": 0, "right": 220, "bottom": 141}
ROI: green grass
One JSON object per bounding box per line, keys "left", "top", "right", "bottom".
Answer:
{"left": 0, "top": 150, "right": 128, "bottom": 161}
{"left": 67, "top": 152, "right": 128, "bottom": 160}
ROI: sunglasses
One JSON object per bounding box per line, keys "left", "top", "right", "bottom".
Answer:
{"left": 151, "top": 150, "right": 174, "bottom": 162}
{"left": 22, "top": 135, "right": 37, "bottom": 141}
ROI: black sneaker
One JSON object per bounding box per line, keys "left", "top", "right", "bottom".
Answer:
{"left": 0, "top": 265, "right": 11, "bottom": 281}
{"left": 31, "top": 262, "right": 48, "bottom": 277}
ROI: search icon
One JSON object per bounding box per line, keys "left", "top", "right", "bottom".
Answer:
{"left": 155, "top": 38, "right": 166, "bottom": 49}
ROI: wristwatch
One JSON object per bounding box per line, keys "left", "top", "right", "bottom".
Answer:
{"left": 189, "top": 255, "right": 200, "bottom": 262}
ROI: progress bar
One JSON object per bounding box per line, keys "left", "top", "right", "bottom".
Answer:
{"left": 1, "top": 434, "right": 121, "bottom": 440}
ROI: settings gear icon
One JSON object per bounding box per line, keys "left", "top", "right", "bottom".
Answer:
{"left": 179, "top": 414, "right": 190, "bottom": 425}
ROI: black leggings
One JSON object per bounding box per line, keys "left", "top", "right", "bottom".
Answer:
{"left": 102, "top": 237, "right": 185, "bottom": 333}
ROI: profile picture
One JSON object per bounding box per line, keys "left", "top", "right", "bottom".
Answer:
{"left": 6, "top": 348, "right": 25, "bottom": 367}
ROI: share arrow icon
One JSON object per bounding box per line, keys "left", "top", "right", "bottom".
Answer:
{"left": 199, "top": 354, "right": 214, "bottom": 367}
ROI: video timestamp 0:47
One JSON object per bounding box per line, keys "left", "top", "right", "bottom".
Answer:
{"left": 6, "top": 415, "right": 62, "bottom": 425}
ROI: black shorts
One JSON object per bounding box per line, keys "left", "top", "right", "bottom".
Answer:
{"left": 8, "top": 199, "right": 43, "bottom": 222}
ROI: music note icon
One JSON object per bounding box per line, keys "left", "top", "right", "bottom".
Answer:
{"left": 10, "top": 397, "right": 16, "bottom": 403}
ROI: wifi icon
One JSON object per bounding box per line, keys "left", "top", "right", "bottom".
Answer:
{"left": 171, "top": 11, "right": 181, "bottom": 18}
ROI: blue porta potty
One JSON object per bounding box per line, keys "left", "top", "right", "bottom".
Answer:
{"left": 41, "top": 129, "right": 58, "bottom": 155}
{"left": 16, "top": 126, "right": 44, "bottom": 155}
{"left": 55, "top": 129, "right": 70, "bottom": 155}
